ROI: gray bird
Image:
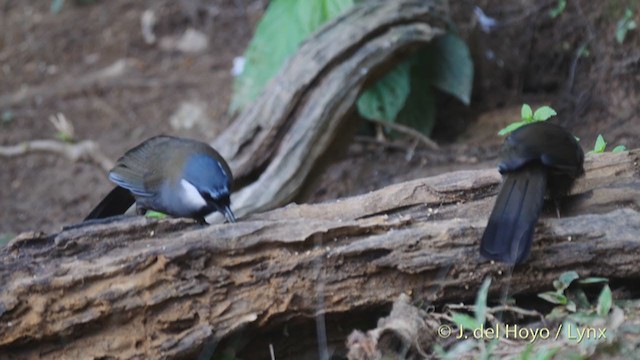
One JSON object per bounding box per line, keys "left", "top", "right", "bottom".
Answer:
{"left": 85, "top": 136, "right": 236, "bottom": 224}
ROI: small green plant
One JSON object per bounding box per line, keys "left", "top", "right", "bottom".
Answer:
{"left": 577, "top": 43, "right": 590, "bottom": 58}
{"left": 433, "top": 271, "right": 628, "bottom": 358}
{"left": 549, "top": 0, "right": 567, "bottom": 19}
{"left": 0, "top": 233, "right": 15, "bottom": 247}
{"left": 434, "top": 278, "right": 495, "bottom": 359}
{"left": 588, "top": 134, "right": 627, "bottom": 154}
{"left": 50, "top": 0, "right": 97, "bottom": 14}
{"left": 615, "top": 8, "right": 637, "bottom": 44}
{"left": 50, "top": 0, "right": 65, "bottom": 13}
{"left": 1, "top": 110, "right": 13, "bottom": 125}
{"left": 451, "top": 278, "right": 492, "bottom": 332}
{"left": 49, "top": 113, "right": 75, "bottom": 143}
{"left": 538, "top": 271, "right": 610, "bottom": 319}
{"left": 498, "top": 104, "right": 557, "bottom": 135}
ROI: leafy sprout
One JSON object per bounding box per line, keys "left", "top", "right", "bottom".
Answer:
{"left": 451, "top": 278, "right": 492, "bottom": 332}
{"left": 498, "top": 104, "right": 557, "bottom": 135}
{"left": 615, "top": 8, "right": 637, "bottom": 44}
{"left": 538, "top": 271, "right": 612, "bottom": 320}
{"left": 588, "top": 134, "right": 627, "bottom": 154}
{"left": 549, "top": 0, "right": 567, "bottom": 19}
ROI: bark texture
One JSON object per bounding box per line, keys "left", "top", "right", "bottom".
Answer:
{"left": 0, "top": 150, "right": 638, "bottom": 359}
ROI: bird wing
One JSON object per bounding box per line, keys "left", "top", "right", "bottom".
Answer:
{"left": 108, "top": 136, "right": 174, "bottom": 197}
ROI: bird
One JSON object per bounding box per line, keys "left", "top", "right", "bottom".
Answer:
{"left": 480, "top": 121, "right": 584, "bottom": 264}
{"left": 85, "top": 135, "right": 236, "bottom": 224}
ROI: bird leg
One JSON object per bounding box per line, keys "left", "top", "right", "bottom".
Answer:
{"left": 554, "top": 199, "right": 561, "bottom": 218}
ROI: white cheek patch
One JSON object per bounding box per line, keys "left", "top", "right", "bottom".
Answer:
{"left": 180, "top": 179, "right": 207, "bottom": 208}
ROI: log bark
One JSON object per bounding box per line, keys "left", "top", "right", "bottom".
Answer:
{"left": 0, "top": 150, "right": 638, "bottom": 359}
{"left": 211, "top": 0, "right": 448, "bottom": 219}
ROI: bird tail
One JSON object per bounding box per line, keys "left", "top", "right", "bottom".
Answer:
{"left": 480, "top": 164, "right": 547, "bottom": 264}
{"left": 84, "top": 186, "right": 135, "bottom": 221}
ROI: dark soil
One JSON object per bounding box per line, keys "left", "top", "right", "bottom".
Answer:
{"left": 1, "top": 0, "right": 639, "bottom": 238}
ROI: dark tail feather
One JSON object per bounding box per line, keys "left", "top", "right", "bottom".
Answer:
{"left": 480, "top": 165, "right": 547, "bottom": 264}
{"left": 84, "top": 186, "right": 135, "bottom": 221}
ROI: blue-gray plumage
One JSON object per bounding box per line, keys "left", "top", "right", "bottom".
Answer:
{"left": 85, "top": 136, "right": 236, "bottom": 224}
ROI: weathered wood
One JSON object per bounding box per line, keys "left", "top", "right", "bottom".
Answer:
{"left": 0, "top": 150, "right": 638, "bottom": 359}
{"left": 212, "top": 0, "right": 447, "bottom": 219}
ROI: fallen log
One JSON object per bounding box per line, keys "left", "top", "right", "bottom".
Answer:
{"left": 0, "top": 150, "right": 638, "bottom": 359}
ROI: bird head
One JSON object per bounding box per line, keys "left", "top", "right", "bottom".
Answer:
{"left": 183, "top": 153, "right": 236, "bottom": 223}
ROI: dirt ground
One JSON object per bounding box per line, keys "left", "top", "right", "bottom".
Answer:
{"left": 1, "top": 0, "right": 639, "bottom": 239}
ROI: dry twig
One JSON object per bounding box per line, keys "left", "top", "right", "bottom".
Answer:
{"left": 0, "top": 139, "right": 113, "bottom": 172}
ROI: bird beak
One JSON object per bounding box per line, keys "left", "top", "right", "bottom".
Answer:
{"left": 222, "top": 205, "right": 236, "bottom": 223}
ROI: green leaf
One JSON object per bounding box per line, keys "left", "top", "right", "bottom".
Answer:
{"left": 593, "top": 134, "right": 607, "bottom": 153}
{"left": 391, "top": 51, "right": 437, "bottom": 135}
{"left": 475, "top": 278, "right": 491, "bottom": 326}
{"left": 577, "top": 277, "right": 608, "bottom": 285}
{"left": 230, "top": 0, "right": 355, "bottom": 112}
{"left": 549, "top": 0, "right": 567, "bottom": 18}
{"left": 395, "top": 75, "right": 436, "bottom": 136}
{"left": 146, "top": 211, "right": 167, "bottom": 219}
{"left": 446, "top": 339, "right": 479, "bottom": 358}
{"left": 56, "top": 131, "right": 74, "bottom": 143}
{"left": 566, "top": 300, "right": 577, "bottom": 312}
{"left": 432, "top": 344, "right": 449, "bottom": 359}
{"left": 597, "top": 285, "right": 612, "bottom": 316}
{"left": 1, "top": 110, "right": 13, "bottom": 124}
{"left": 0, "top": 233, "right": 15, "bottom": 247}
{"left": 616, "top": 8, "right": 637, "bottom": 44}
{"left": 429, "top": 33, "right": 473, "bottom": 105}
{"left": 547, "top": 306, "right": 568, "bottom": 320}
{"left": 555, "top": 271, "right": 579, "bottom": 292}
{"left": 451, "top": 312, "right": 480, "bottom": 330}
{"left": 538, "top": 291, "right": 568, "bottom": 305}
{"left": 357, "top": 60, "right": 412, "bottom": 123}
{"left": 498, "top": 121, "right": 527, "bottom": 136}
{"left": 570, "top": 288, "right": 591, "bottom": 309}
{"left": 50, "top": 0, "right": 65, "bottom": 14}
{"left": 612, "top": 145, "right": 627, "bottom": 152}
{"left": 533, "top": 106, "right": 557, "bottom": 121}
{"left": 533, "top": 346, "right": 560, "bottom": 360}
{"left": 518, "top": 344, "right": 534, "bottom": 360}
{"left": 567, "top": 311, "right": 598, "bottom": 325}
{"left": 521, "top": 104, "right": 533, "bottom": 121}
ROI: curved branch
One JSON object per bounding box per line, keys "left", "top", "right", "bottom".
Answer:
{"left": 0, "top": 139, "right": 113, "bottom": 172}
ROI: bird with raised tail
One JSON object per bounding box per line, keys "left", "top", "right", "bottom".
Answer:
{"left": 85, "top": 136, "right": 236, "bottom": 224}
{"left": 480, "top": 121, "right": 584, "bottom": 264}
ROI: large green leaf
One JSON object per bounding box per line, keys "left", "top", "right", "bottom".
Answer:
{"left": 230, "top": 0, "right": 355, "bottom": 113}
{"left": 358, "top": 33, "right": 473, "bottom": 136}
{"left": 357, "top": 60, "right": 412, "bottom": 122}
{"left": 395, "top": 60, "right": 436, "bottom": 135}
{"left": 429, "top": 33, "right": 473, "bottom": 105}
